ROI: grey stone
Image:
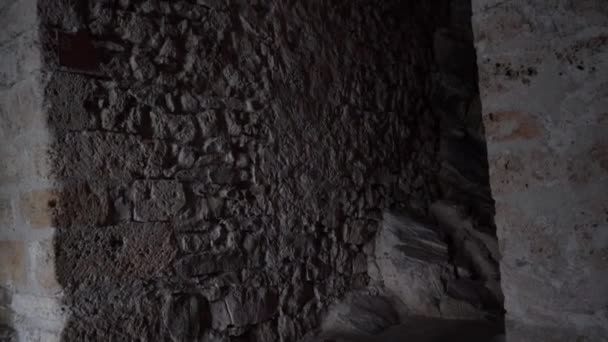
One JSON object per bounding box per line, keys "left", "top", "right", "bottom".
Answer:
{"left": 0, "top": 0, "right": 38, "bottom": 44}
{"left": 178, "top": 233, "right": 206, "bottom": 253}
{"left": 118, "top": 12, "right": 152, "bottom": 44}
{"left": 210, "top": 287, "right": 278, "bottom": 330}
{"left": 371, "top": 212, "right": 448, "bottom": 315}
{"left": 129, "top": 49, "right": 156, "bottom": 81}
{"left": 0, "top": 32, "right": 39, "bottom": 87}
{"left": 132, "top": 180, "right": 186, "bottom": 221}
{"left": 321, "top": 292, "right": 399, "bottom": 336}
{"left": 155, "top": 38, "right": 178, "bottom": 65}
{"left": 150, "top": 112, "right": 197, "bottom": 143}
{"left": 180, "top": 92, "right": 198, "bottom": 112}
{"left": 472, "top": 0, "right": 608, "bottom": 339}
{"left": 175, "top": 252, "right": 243, "bottom": 278}
{"left": 46, "top": 73, "right": 99, "bottom": 131}
{"left": 163, "top": 293, "right": 209, "bottom": 341}
{"left": 51, "top": 132, "right": 154, "bottom": 180}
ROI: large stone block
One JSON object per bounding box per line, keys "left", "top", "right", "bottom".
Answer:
{"left": 0, "top": 76, "right": 45, "bottom": 138}
{"left": 473, "top": 0, "right": 608, "bottom": 339}
{"left": 50, "top": 132, "right": 158, "bottom": 180}
{"left": 0, "top": 241, "right": 26, "bottom": 289}
{"left": 54, "top": 182, "right": 110, "bottom": 227}
{"left": 28, "top": 240, "right": 60, "bottom": 293}
{"left": 19, "top": 183, "right": 110, "bottom": 229}
{"left": 19, "top": 189, "right": 57, "bottom": 229}
{"left": 0, "top": 0, "right": 38, "bottom": 44}
{"left": 45, "top": 72, "right": 99, "bottom": 131}
{"left": 0, "top": 140, "right": 49, "bottom": 187}
{"left": 0, "top": 30, "right": 40, "bottom": 87}
{"left": 9, "top": 327, "right": 57, "bottom": 342}
{"left": 132, "top": 180, "right": 185, "bottom": 222}
{"left": 10, "top": 294, "right": 66, "bottom": 331}
{"left": 55, "top": 222, "right": 175, "bottom": 284}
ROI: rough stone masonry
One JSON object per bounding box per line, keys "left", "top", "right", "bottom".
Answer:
{"left": 1, "top": 0, "right": 606, "bottom": 341}
{"left": 50, "top": 0, "right": 446, "bottom": 340}
{"left": 2, "top": 0, "right": 458, "bottom": 341}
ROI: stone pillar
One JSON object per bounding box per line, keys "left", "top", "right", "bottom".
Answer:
{"left": 472, "top": 1, "right": 608, "bottom": 340}
{"left": 0, "top": 0, "right": 66, "bottom": 341}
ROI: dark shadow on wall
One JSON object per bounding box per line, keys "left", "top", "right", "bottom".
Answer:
{"left": 41, "top": 0, "right": 502, "bottom": 341}
{"left": 0, "top": 287, "right": 16, "bottom": 342}
{"left": 430, "top": 0, "right": 505, "bottom": 322}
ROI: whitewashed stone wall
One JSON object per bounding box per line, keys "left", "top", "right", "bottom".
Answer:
{"left": 472, "top": 1, "right": 608, "bottom": 340}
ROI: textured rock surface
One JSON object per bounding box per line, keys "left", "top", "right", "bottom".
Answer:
{"left": 472, "top": 0, "right": 608, "bottom": 340}
{"left": 39, "top": 1, "right": 451, "bottom": 341}
{"left": 370, "top": 211, "right": 501, "bottom": 320}
{"left": 0, "top": 0, "right": 506, "bottom": 340}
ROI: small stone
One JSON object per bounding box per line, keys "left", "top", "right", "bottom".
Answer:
{"left": 140, "top": 0, "right": 157, "bottom": 13}
{"left": 132, "top": 180, "right": 186, "bottom": 221}
{"left": 120, "top": 13, "right": 151, "bottom": 43}
{"left": 129, "top": 51, "right": 156, "bottom": 81}
{"left": 178, "top": 148, "right": 196, "bottom": 168}
{"left": 180, "top": 92, "right": 199, "bottom": 112}
{"left": 210, "top": 287, "right": 278, "bottom": 330}
{"left": 175, "top": 252, "right": 243, "bottom": 279}
{"left": 112, "top": 195, "right": 132, "bottom": 221}
{"left": 165, "top": 94, "right": 176, "bottom": 112}
{"left": 210, "top": 165, "right": 234, "bottom": 184}
{"left": 150, "top": 112, "right": 196, "bottom": 143}
{"left": 278, "top": 315, "right": 296, "bottom": 342}
{"left": 156, "top": 39, "right": 178, "bottom": 65}
{"left": 163, "top": 293, "right": 209, "bottom": 341}
{"left": 235, "top": 153, "right": 249, "bottom": 168}
{"left": 322, "top": 292, "right": 399, "bottom": 335}
{"left": 179, "top": 234, "right": 204, "bottom": 253}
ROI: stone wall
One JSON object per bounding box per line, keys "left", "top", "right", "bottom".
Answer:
{"left": 39, "top": 1, "right": 447, "bottom": 341}
{"left": 0, "top": 0, "right": 66, "bottom": 341}
{"left": 472, "top": 0, "right": 608, "bottom": 340}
